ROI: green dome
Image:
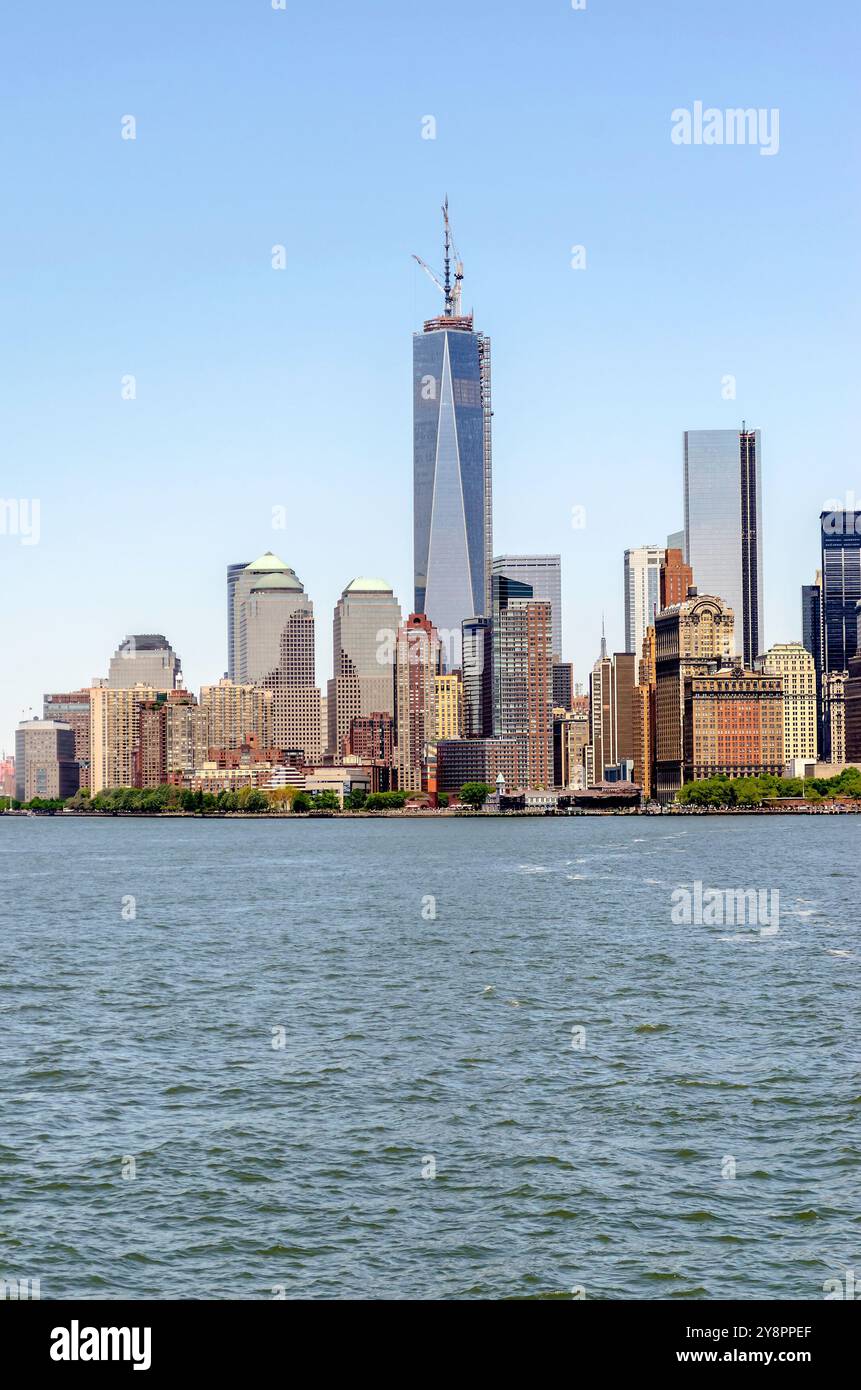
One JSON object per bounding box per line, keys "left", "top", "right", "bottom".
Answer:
{"left": 344, "top": 577, "right": 393, "bottom": 594}
{"left": 251, "top": 572, "right": 304, "bottom": 592}
{"left": 245, "top": 552, "right": 290, "bottom": 574}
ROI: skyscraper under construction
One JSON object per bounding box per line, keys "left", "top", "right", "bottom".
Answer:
{"left": 413, "top": 200, "right": 492, "bottom": 665}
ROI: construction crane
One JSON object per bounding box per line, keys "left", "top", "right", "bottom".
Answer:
{"left": 412, "top": 196, "right": 464, "bottom": 318}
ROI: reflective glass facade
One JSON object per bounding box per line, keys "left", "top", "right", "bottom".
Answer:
{"left": 414, "top": 327, "right": 491, "bottom": 655}
{"left": 683, "top": 429, "right": 764, "bottom": 666}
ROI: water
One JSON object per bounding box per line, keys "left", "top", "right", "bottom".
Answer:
{"left": 1, "top": 814, "right": 858, "bottom": 1300}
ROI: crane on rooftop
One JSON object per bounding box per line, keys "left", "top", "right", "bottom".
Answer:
{"left": 412, "top": 196, "right": 464, "bottom": 318}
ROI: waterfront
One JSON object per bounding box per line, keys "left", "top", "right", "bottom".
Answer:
{"left": 1, "top": 816, "right": 858, "bottom": 1300}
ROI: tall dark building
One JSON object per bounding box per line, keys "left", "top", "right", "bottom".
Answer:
{"left": 684, "top": 427, "right": 763, "bottom": 665}
{"left": 820, "top": 510, "right": 861, "bottom": 758}
{"left": 462, "top": 615, "right": 493, "bottom": 738}
{"left": 846, "top": 605, "right": 861, "bottom": 762}
{"left": 413, "top": 202, "right": 492, "bottom": 658}
{"left": 552, "top": 659, "right": 574, "bottom": 711}
{"left": 801, "top": 572, "right": 824, "bottom": 752}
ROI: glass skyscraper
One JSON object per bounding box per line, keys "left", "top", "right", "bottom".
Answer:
{"left": 683, "top": 428, "right": 764, "bottom": 666}
{"left": 819, "top": 510, "right": 861, "bottom": 758}
{"left": 413, "top": 227, "right": 492, "bottom": 663}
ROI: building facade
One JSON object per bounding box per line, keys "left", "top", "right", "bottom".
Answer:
{"left": 436, "top": 737, "right": 520, "bottom": 793}
{"left": 492, "top": 576, "right": 553, "bottom": 788}
{"left": 394, "top": 613, "right": 441, "bottom": 792}
{"left": 235, "top": 554, "right": 321, "bottom": 761}
{"left": 684, "top": 667, "right": 784, "bottom": 781}
{"left": 684, "top": 428, "right": 763, "bottom": 665}
{"left": 552, "top": 659, "right": 574, "bottom": 712}
{"left": 824, "top": 670, "right": 847, "bottom": 764}
{"left": 328, "top": 578, "right": 401, "bottom": 757}
{"left": 107, "top": 635, "right": 182, "bottom": 690}
{"left": 89, "top": 685, "right": 156, "bottom": 793}
{"left": 15, "top": 720, "right": 79, "bottom": 801}
{"left": 435, "top": 672, "right": 464, "bottom": 740}
{"left": 624, "top": 545, "right": 663, "bottom": 657}
{"left": 654, "top": 592, "right": 735, "bottom": 801}
{"left": 589, "top": 648, "right": 637, "bottom": 786}
{"left": 492, "top": 555, "right": 562, "bottom": 657}
{"left": 462, "top": 615, "right": 493, "bottom": 738}
{"left": 762, "top": 642, "right": 818, "bottom": 763}
{"left": 660, "top": 548, "right": 694, "bottom": 609}
{"left": 819, "top": 510, "right": 861, "bottom": 757}
{"left": 199, "top": 679, "right": 273, "bottom": 752}
{"left": 43, "top": 690, "right": 92, "bottom": 790}
{"left": 226, "top": 560, "right": 250, "bottom": 679}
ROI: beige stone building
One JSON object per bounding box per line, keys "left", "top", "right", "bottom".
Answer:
{"left": 435, "top": 672, "right": 464, "bottom": 740}
{"left": 763, "top": 642, "right": 818, "bottom": 763}
{"left": 199, "top": 679, "right": 273, "bottom": 752}
{"left": 89, "top": 685, "right": 156, "bottom": 793}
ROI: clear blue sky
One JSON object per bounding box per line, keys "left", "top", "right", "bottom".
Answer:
{"left": 1, "top": 0, "right": 858, "bottom": 750}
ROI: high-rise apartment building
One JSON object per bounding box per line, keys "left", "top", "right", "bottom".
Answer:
{"left": 492, "top": 556, "right": 562, "bottom": 657}
{"left": 107, "top": 635, "right": 182, "bottom": 691}
{"left": 762, "top": 642, "right": 818, "bottom": 763}
{"left": 90, "top": 685, "right": 156, "bottom": 793}
{"left": 199, "top": 679, "right": 273, "bottom": 752}
{"left": 462, "top": 616, "right": 493, "bottom": 738}
{"left": 43, "top": 690, "right": 92, "bottom": 790}
{"left": 15, "top": 720, "right": 79, "bottom": 801}
{"left": 327, "top": 578, "right": 401, "bottom": 757}
{"left": 684, "top": 428, "right": 763, "bottom": 665}
{"left": 624, "top": 546, "right": 663, "bottom": 656}
{"left": 235, "top": 553, "right": 321, "bottom": 761}
{"left": 492, "top": 576, "right": 553, "bottom": 788}
{"left": 654, "top": 592, "right": 735, "bottom": 800}
{"left": 414, "top": 206, "right": 492, "bottom": 654}
{"left": 435, "top": 672, "right": 464, "bottom": 740}
{"left": 394, "top": 613, "right": 441, "bottom": 793}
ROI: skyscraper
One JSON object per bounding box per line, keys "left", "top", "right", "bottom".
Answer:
{"left": 413, "top": 204, "right": 492, "bottom": 659}
{"left": 492, "top": 575, "right": 553, "bottom": 788}
{"left": 235, "top": 554, "right": 321, "bottom": 761}
{"left": 588, "top": 648, "right": 636, "bottom": 786}
{"left": 394, "top": 613, "right": 441, "bottom": 793}
{"left": 226, "top": 561, "right": 250, "bottom": 679}
{"left": 327, "top": 578, "right": 401, "bottom": 758}
{"left": 462, "top": 615, "right": 493, "bottom": 738}
{"left": 819, "top": 510, "right": 861, "bottom": 758}
{"left": 683, "top": 427, "right": 764, "bottom": 665}
{"left": 763, "top": 642, "right": 817, "bottom": 763}
{"left": 624, "top": 546, "right": 663, "bottom": 656}
{"left": 492, "top": 556, "right": 562, "bottom": 658}
{"left": 654, "top": 592, "right": 735, "bottom": 800}
{"left": 107, "top": 635, "right": 182, "bottom": 690}
{"left": 660, "top": 547, "right": 694, "bottom": 609}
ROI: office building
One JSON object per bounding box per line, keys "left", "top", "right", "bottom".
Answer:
{"left": 43, "top": 690, "right": 92, "bottom": 790}
{"left": 327, "top": 578, "right": 401, "bottom": 757}
{"left": 14, "top": 720, "right": 79, "bottom": 801}
{"left": 624, "top": 546, "right": 663, "bottom": 656}
{"left": 819, "top": 509, "right": 861, "bottom": 757}
{"left": 226, "top": 561, "right": 250, "bottom": 679}
{"left": 107, "top": 634, "right": 182, "bottom": 691}
{"left": 762, "top": 642, "right": 817, "bottom": 763}
{"left": 235, "top": 554, "right": 321, "bottom": 761}
{"left": 654, "top": 592, "right": 735, "bottom": 800}
{"left": 683, "top": 427, "right": 763, "bottom": 664}
{"left": 588, "top": 642, "right": 637, "bottom": 786}
{"left": 492, "top": 555, "right": 562, "bottom": 657}
{"left": 552, "top": 659, "right": 574, "bottom": 712}
{"left": 684, "top": 667, "right": 784, "bottom": 781}
{"left": 462, "top": 616, "right": 493, "bottom": 738}
{"left": 414, "top": 205, "right": 492, "bottom": 652}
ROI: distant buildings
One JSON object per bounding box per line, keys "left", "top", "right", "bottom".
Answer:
{"left": 624, "top": 545, "right": 663, "bottom": 657}
{"left": 234, "top": 553, "right": 321, "bottom": 761}
{"left": 654, "top": 592, "right": 735, "bottom": 801}
{"left": 394, "top": 613, "right": 441, "bottom": 792}
{"left": 588, "top": 644, "right": 636, "bottom": 786}
{"left": 762, "top": 642, "right": 817, "bottom": 763}
{"left": 684, "top": 428, "right": 763, "bottom": 665}
{"left": 684, "top": 667, "right": 784, "bottom": 781}
{"left": 462, "top": 616, "right": 493, "bottom": 737}
{"left": 435, "top": 672, "right": 463, "bottom": 739}
{"left": 107, "top": 635, "right": 182, "bottom": 691}
{"left": 328, "top": 578, "right": 401, "bottom": 757}
{"left": 15, "top": 719, "right": 79, "bottom": 801}
{"left": 492, "top": 555, "right": 562, "bottom": 658}
{"left": 492, "top": 575, "right": 553, "bottom": 788}
{"left": 414, "top": 211, "right": 492, "bottom": 653}
{"left": 552, "top": 659, "right": 574, "bottom": 712}
{"left": 43, "top": 690, "right": 92, "bottom": 790}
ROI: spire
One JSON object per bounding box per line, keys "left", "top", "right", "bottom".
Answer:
{"left": 442, "top": 196, "right": 453, "bottom": 317}
{"left": 600, "top": 614, "right": 607, "bottom": 660}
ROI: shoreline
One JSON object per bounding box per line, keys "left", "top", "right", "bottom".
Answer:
{"left": 3, "top": 805, "right": 860, "bottom": 820}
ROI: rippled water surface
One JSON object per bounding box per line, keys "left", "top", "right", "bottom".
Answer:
{"left": 1, "top": 815, "right": 859, "bottom": 1299}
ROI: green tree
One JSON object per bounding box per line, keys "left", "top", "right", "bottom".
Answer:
{"left": 459, "top": 782, "right": 493, "bottom": 809}
{"left": 292, "top": 791, "right": 313, "bottom": 813}
{"left": 313, "top": 790, "right": 340, "bottom": 811}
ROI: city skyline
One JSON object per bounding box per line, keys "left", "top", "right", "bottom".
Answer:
{"left": 1, "top": 0, "right": 859, "bottom": 755}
